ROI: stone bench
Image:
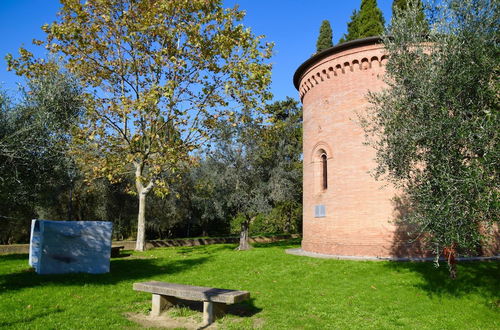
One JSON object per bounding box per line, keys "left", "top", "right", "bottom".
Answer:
{"left": 133, "top": 281, "right": 250, "bottom": 325}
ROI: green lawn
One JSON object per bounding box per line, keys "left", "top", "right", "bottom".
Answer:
{"left": 0, "top": 239, "right": 498, "bottom": 329}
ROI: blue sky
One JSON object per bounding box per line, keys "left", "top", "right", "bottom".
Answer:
{"left": 0, "top": 0, "right": 393, "bottom": 102}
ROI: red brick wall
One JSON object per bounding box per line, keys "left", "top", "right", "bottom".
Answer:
{"left": 298, "top": 42, "right": 411, "bottom": 257}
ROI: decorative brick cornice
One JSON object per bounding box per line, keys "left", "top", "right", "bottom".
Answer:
{"left": 293, "top": 37, "right": 382, "bottom": 88}
{"left": 293, "top": 37, "right": 389, "bottom": 100}
{"left": 297, "top": 54, "right": 387, "bottom": 100}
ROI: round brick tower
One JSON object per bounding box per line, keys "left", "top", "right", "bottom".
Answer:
{"left": 293, "top": 37, "right": 405, "bottom": 258}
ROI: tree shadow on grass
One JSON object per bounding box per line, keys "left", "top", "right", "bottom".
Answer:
{"left": 385, "top": 260, "right": 499, "bottom": 300}
{"left": 0, "top": 253, "right": 210, "bottom": 293}
{"left": 252, "top": 238, "right": 301, "bottom": 249}
{"left": 179, "top": 297, "right": 261, "bottom": 317}
{"left": 0, "top": 307, "right": 64, "bottom": 328}
{"left": 167, "top": 297, "right": 262, "bottom": 318}
{"left": 0, "top": 253, "right": 28, "bottom": 261}
{"left": 172, "top": 238, "right": 301, "bottom": 254}
{"left": 174, "top": 244, "right": 235, "bottom": 255}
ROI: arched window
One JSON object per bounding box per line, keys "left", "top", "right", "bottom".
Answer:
{"left": 321, "top": 153, "right": 328, "bottom": 190}
{"left": 312, "top": 144, "right": 331, "bottom": 194}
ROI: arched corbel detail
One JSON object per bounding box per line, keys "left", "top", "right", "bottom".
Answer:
{"left": 361, "top": 58, "right": 370, "bottom": 70}
{"left": 352, "top": 59, "right": 360, "bottom": 71}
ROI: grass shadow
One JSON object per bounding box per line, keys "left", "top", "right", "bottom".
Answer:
{"left": 113, "top": 252, "right": 132, "bottom": 258}
{"left": 0, "top": 307, "right": 64, "bottom": 327}
{"left": 385, "top": 260, "right": 500, "bottom": 299}
{"left": 174, "top": 244, "right": 236, "bottom": 255}
{"left": 226, "top": 298, "right": 262, "bottom": 317}
{"left": 166, "top": 297, "right": 262, "bottom": 318}
{"left": 252, "top": 238, "right": 301, "bottom": 249}
{"left": 0, "top": 253, "right": 28, "bottom": 261}
{"left": 0, "top": 254, "right": 211, "bottom": 293}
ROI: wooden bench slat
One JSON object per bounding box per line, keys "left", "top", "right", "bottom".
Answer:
{"left": 133, "top": 281, "right": 249, "bottom": 304}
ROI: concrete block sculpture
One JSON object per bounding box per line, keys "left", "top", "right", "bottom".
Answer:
{"left": 29, "top": 220, "right": 113, "bottom": 274}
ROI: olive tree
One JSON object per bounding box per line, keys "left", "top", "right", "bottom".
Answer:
{"left": 0, "top": 71, "right": 83, "bottom": 243}
{"left": 363, "top": 0, "right": 499, "bottom": 277}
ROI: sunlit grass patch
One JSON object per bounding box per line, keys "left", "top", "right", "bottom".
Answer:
{"left": 0, "top": 239, "right": 498, "bottom": 329}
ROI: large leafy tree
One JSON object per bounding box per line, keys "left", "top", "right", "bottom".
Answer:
{"left": 8, "top": 0, "right": 273, "bottom": 251}
{"left": 340, "top": 0, "right": 385, "bottom": 43}
{"left": 316, "top": 20, "right": 334, "bottom": 53}
{"left": 363, "top": 0, "right": 499, "bottom": 277}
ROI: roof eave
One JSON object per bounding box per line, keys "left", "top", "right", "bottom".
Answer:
{"left": 293, "top": 36, "right": 382, "bottom": 90}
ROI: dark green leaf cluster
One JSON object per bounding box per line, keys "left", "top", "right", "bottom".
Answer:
{"left": 339, "top": 0, "right": 385, "bottom": 43}
{"left": 364, "top": 0, "right": 499, "bottom": 266}
{"left": 316, "top": 20, "right": 334, "bottom": 53}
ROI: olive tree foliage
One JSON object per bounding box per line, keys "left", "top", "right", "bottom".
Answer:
{"left": 212, "top": 121, "right": 271, "bottom": 251}
{"left": 392, "top": 0, "right": 427, "bottom": 28}
{"left": 8, "top": 0, "right": 273, "bottom": 251}
{"left": 0, "top": 72, "right": 82, "bottom": 188}
{"left": 189, "top": 98, "right": 302, "bottom": 249}
{"left": 0, "top": 71, "right": 83, "bottom": 243}
{"left": 363, "top": 0, "right": 499, "bottom": 275}
{"left": 189, "top": 156, "right": 230, "bottom": 237}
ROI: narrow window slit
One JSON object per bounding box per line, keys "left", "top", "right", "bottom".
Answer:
{"left": 321, "top": 153, "right": 327, "bottom": 190}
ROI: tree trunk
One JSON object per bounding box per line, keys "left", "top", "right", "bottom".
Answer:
{"left": 443, "top": 245, "right": 457, "bottom": 279}
{"left": 202, "top": 221, "right": 208, "bottom": 237}
{"left": 135, "top": 192, "right": 147, "bottom": 251}
{"left": 284, "top": 205, "right": 292, "bottom": 234}
{"left": 134, "top": 161, "right": 154, "bottom": 252}
{"left": 236, "top": 218, "right": 251, "bottom": 250}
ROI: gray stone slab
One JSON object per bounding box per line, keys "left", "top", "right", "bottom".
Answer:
{"left": 29, "top": 219, "right": 112, "bottom": 274}
{"left": 133, "top": 281, "right": 250, "bottom": 304}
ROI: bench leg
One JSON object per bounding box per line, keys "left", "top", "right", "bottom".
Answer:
{"left": 151, "top": 294, "right": 176, "bottom": 316}
{"left": 203, "top": 301, "right": 227, "bottom": 325}
{"left": 203, "top": 301, "right": 214, "bottom": 325}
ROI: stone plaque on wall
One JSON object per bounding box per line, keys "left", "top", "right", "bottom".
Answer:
{"left": 314, "top": 205, "right": 326, "bottom": 218}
